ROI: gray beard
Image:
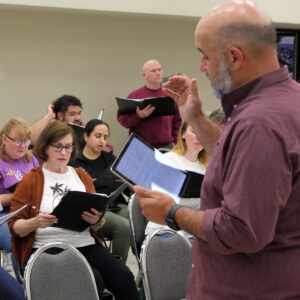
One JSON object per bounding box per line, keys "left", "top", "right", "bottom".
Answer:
{"left": 208, "top": 54, "right": 234, "bottom": 99}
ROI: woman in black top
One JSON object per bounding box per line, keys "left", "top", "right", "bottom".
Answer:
{"left": 69, "top": 119, "right": 131, "bottom": 263}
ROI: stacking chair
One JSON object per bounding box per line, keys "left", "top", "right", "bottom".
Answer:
{"left": 24, "top": 242, "right": 99, "bottom": 300}
{"left": 140, "top": 228, "right": 192, "bottom": 300}
{"left": 128, "top": 193, "right": 147, "bottom": 284}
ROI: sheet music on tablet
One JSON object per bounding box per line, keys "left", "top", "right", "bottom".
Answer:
{"left": 111, "top": 134, "right": 190, "bottom": 203}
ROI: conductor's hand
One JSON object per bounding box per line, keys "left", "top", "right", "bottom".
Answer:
{"left": 163, "top": 76, "right": 203, "bottom": 123}
{"left": 82, "top": 208, "right": 105, "bottom": 231}
{"left": 134, "top": 186, "right": 176, "bottom": 225}
{"left": 34, "top": 212, "right": 58, "bottom": 228}
{"left": 136, "top": 104, "right": 155, "bottom": 118}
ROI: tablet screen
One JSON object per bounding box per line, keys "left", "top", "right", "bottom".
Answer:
{"left": 111, "top": 134, "right": 189, "bottom": 197}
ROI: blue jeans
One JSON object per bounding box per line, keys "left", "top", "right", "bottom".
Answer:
{"left": 0, "top": 212, "right": 21, "bottom": 282}
{"left": 0, "top": 266, "right": 24, "bottom": 300}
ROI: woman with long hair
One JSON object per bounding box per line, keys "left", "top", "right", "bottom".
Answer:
{"left": 8, "top": 120, "right": 138, "bottom": 300}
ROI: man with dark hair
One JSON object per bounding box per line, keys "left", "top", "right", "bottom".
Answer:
{"left": 52, "top": 95, "right": 83, "bottom": 126}
{"left": 135, "top": 0, "right": 300, "bottom": 298}
{"left": 52, "top": 95, "right": 113, "bottom": 152}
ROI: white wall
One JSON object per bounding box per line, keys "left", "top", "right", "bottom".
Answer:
{"left": 0, "top": 1, "right": 299, "bottom": 153}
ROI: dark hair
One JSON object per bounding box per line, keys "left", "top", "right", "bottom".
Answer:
{"left": 85, "top": 119, "right": 110, "bottom": 137}
{"left": 209, "top": 108, "right": 225, "bottom": 126}
{"left": 215, "top": 22, "right": 277, "bottom": 58}
{"left": 34, "top": 120, "right": 77, "bottom": 161}
{"left": 52, "top": 95, "right": 83, "bottom": 118}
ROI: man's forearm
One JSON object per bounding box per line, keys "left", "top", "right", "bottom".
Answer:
{"left": 30, "top": 113, "right": 54, "bottom": 144}
{"left": 190, "top": 113, "right": 221, "bottom": 156}
{"left": 176, "top": 207, "right": 207, "bottom": 241}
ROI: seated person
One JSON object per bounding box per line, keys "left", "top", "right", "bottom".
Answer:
{"left": 0, "top": 118, "right": 39, "bottom": 278}
{"left": 69, "top": 119, "right": 131, "bottom": 263}
{"left": 8, "top": 120, "right": 139, "bottom": 300}
{"left": 52, "top": 95, "right": 114, "bottom": 152}
{"left": 145, "top": 122, "right": 209, "bottom": 240}
{"left": 0, "top": 266, "right": 24, "bottom": 300}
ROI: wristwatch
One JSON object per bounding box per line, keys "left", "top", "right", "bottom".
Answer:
{"left": 166, "top": 204, "right": 182, "bottom": 231}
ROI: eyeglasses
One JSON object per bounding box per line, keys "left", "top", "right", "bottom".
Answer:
{"left": 51, "top": 144, "right": 74, "bottom": 153}
{"left": 5, "top": 134, "right": 32, "bottom": 147}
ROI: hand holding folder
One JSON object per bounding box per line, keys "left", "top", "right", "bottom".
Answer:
{"left": 116, "top": 96, "right": 176, "bottom": 117}
{"left": 52, "top": 183, "right": 127, "bottom": 232}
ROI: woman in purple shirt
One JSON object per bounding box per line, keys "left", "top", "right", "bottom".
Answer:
{"left": 0, "top": 118, "right": 39, "bottom": 282}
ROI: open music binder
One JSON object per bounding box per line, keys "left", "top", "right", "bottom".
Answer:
{"left": 52, "top": 183, "right": 127, "bottom": 232}
{"left": 116, "top": 96, "right": 176, "bottom": 117}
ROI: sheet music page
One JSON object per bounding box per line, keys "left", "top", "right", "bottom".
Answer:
{"left": 114, "top": 137, "right": 186, "bottom": 201}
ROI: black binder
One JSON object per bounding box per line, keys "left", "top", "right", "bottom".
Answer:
{"left": 52, "top": 184, "right": 126, "bottom": 232}
{"left": 181, "top": 171, "right": 204, "bottom": 198}
{"left": 116, "top": 96, "right": 176, "bottom": 117}
{"left": 67, "top": 122, "right": 86, "bottom": 151}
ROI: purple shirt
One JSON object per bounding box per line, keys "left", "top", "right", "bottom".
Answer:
{"left": 187, "top": 67, "right": 300, "bottom": 299}
{"left": 0, "top": 154, "right": 39, "bottom": 194}
{"left": 117, "top": 85, "right": 182, "bottom": 148}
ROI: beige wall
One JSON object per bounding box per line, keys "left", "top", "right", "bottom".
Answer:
{"left": 0, "top": 8, "right": 220, "bottom": 153}
{"left": 0, "top": 2, "right": 299, "bottom": 153}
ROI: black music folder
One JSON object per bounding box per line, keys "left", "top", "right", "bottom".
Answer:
{"left": 116, "top": 96, "right": 176, "bottom": 117}
{"left": 181, "top": 171, "right": 204, "bottom": 198}
{"left": 67, "top": 122, "right": 86, "bottom": 151}
{"left": 52, "top": 184, "right": 126, "bottom": 232}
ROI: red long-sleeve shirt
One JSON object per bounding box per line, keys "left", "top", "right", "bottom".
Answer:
{"left": 117, "top": 86, "right": 182, "bottom": 148}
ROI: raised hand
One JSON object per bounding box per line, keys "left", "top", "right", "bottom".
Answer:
{"left": 163, "top": 76, "right": 204, "bottom": 123}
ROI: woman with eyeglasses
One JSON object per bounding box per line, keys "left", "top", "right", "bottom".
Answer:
{"left": 0, "top": 117, "right": 39, "bottom": 285}
{"left": 8, "top": 120, "right": 139, "bottom": 300}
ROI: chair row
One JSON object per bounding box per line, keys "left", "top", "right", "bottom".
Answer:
{"left": 128, "top": 193, "right": 192, "bottom": 300}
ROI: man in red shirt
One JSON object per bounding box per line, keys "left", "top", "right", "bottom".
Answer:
{"left": 117, "top": 59, "right": 182, "bottom": 148}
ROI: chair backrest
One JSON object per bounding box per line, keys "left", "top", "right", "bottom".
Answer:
{"left": 141, "top": 229, "right": 192, "bottom": 300}
{"left": 128, "top": 193, "right": 147, "bottom": 262}
{"left": 24, "top": 242, "right": 99, "bottom": 300}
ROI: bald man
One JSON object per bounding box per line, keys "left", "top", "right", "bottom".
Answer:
{"left": 135, "top": 1, "right": 300, "bottom": 298}
{"left": 117, "top": 59, "right": 181, "bottom": 148}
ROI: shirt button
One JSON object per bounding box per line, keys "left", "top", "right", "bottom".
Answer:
{"left": 192, "top": 264, "right": 194, "bottom": 268}
{"left": 233, "top": 104, "right": 237, "bottom": 108}
{"left": 228, "top": 117, "right": 231, "bottom": 122}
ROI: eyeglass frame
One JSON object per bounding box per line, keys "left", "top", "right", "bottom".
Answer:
{"left": 5, "top": 134, "right": 32, "bottom": 147}
{"left": 50, "top": 144, "right": 75, "bottom": 153}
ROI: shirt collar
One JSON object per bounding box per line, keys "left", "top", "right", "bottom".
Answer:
{"left": 221, "top": 66, "right": 290, "bottom": 119}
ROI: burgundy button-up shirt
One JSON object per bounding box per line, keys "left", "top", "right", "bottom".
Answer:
{"left": 187, "top": 67, "right": 300, "bottom": 299}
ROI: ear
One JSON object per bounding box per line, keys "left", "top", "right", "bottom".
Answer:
{"left": 83, "top": 132, "right": 88, "bottom": 143}
{"left": 228, "top": 47, "right": 244, "bottom": 72}
{"left": 57, "top": 112, "right": 64, "bottom": 121}
{"left": 142, "top": 72, "right": 146, "bottom": 79}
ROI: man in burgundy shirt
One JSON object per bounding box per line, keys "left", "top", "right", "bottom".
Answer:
{"left": 117, "top": 59, "right": 182, "bottom": 148}
{"left": 135, "top": 1, "right": 300, "bottom": 299}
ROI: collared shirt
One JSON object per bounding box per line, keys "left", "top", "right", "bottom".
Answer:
{"left": 187, "top": 67, "right": 300, "bottom": 299}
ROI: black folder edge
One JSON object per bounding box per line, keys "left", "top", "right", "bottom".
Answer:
{"left": 51, "top": 184, "right": 128, "bottom": 232}
{"left": 116, "top": 96, "right": 176, "bottom": 116}
{"left": 111, "top": 133, "right": 190, "bottom": 197}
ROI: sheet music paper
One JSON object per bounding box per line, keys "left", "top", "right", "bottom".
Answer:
{"left": 0, "top": 204, "right": 30, "bottom": 225}
{"left": 98, "top": 108, "right": 104, "bottom": 120}
{"left": 112, "top": 136, "right": 188, "bottom": 203}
